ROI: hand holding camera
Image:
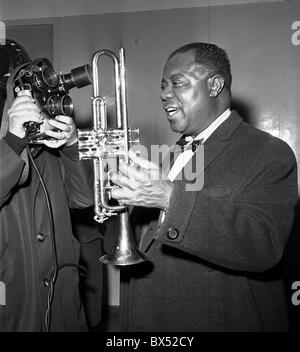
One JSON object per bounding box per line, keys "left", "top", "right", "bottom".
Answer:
{"left": 7, "top": 94, "right": 43, "bottom": 139}
{"left": 42, "top": 115, "right": 78, "bottom": 148}
{"left": 7, "top": 93, "right": 77, "bottom": 148}
{"left": 11, "top": 57, "right": 92, "bottom": 147}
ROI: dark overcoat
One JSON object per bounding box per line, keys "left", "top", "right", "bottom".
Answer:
{"left": 0, "top": 74, "right": 94, "bottom": 331}
{"left": 120, "top": 111, "right": 298, "bottom": 332}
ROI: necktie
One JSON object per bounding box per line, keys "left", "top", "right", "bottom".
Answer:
{"left": 176, "top": 136, "right": 204, "bottom": 152}
{"left": 168, "top": 136, "right": 203, "bottom": 172}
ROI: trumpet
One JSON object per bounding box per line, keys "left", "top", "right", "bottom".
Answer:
{"left": 77, "top": 48, "right": 149, "bottom": 266}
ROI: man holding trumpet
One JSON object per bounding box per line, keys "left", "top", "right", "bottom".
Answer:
{"left": 110, "top": 42, "right": 298, "bottom": 331}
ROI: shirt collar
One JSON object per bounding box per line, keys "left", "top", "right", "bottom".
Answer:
{"left": 185, "top": 108, "right": 231, "bottom": 145}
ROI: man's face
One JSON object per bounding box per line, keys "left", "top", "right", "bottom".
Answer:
{"left": 161, "top": 52, "right": 213, "bottom": 137}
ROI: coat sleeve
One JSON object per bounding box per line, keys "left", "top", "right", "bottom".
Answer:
{"left": 0, "top": 139, "right": 27, "bottom": 207}
{"left": 157, "top": 138, "right": 298, "bottom": 273}
{"left": 59, "top": 144, "right": 94, "bottom": 209}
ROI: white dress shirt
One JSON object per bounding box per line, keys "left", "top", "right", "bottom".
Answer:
{"left": 168, "top": 108, "right": 231, "bottom": 182}
{"left": 159, "top": 108, "right": 231, "bottom": 225}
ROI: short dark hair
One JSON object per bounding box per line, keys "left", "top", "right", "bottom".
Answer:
{"left": 169, "top": 42, "right": 232, "bottom": 90}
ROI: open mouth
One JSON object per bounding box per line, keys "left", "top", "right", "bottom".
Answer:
{"left": 165, "top": 107, "right": 180, "bottom": 119}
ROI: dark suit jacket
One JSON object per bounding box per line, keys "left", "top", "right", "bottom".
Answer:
{"left": 120, "top": 111, "right": 298, "bottom": 332}
{"left": 0, "top": 142, "right": 94, "bottom": 331}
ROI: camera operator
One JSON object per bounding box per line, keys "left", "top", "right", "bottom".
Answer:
{"left": 0, "top": 63, "right": 94, "bottom": 331}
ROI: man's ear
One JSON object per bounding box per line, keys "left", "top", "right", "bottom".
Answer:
{"left": 207, "top": 75, "right": 225, "bottom": 97}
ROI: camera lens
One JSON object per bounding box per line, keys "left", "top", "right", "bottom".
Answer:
{"left": 42, "top": 66, "right": 58, "bottom": 88}
{"left": 60, "top": 64, "right": 92, "bottom": 91}
{"left": 60, "top": 95, "right": 73, "bottom": 115}
{"left": 32, "top": 58, "right": 58, "bottom": 90}
{"left": 46, "top": 93, "right": 73, "bottom": 116}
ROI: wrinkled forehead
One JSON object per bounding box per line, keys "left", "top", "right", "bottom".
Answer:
{"left": 162, "top": 52, "right": 205, "bottom": 79}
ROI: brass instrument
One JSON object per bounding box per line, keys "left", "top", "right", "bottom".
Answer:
{"left": 78, "top": 48, "right": 148, "bottom": 266}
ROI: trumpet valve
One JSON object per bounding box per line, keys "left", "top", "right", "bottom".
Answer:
{"left": 78, "top": 128, "right": 108, "bottom": 159}
{"left": 129, "top": 138, "right": 139, "bottom": 146}
{"left": 129, "top": 127, "right": 139, "bottom": 135}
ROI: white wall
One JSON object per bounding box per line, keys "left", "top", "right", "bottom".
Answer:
{"left": 0, "top": 0, "right": 286, "bottom": 20}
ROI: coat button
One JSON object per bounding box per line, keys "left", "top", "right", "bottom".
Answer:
{"left": 167, "top": 227, "right": 179, "bottom": 240}
{"left": 37, "top": 233, "right": 46, "bottom": 242}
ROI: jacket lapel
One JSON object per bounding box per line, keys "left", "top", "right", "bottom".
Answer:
{"left": 139, "top": 228, "right": 156, "bottom": 253}
{"left": 203, "top": 110, "right": 243, "bottom": 171}
{"left": 139, "top": 111, "right": 244, "bottom": 251}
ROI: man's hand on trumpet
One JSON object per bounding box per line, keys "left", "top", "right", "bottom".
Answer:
{"left": 110, "top": 150, "right": 174, "bottom": 210}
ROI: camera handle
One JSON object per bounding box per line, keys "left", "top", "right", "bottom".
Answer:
{"left": 15, "top": 84, "right": 42, "bottom": 141}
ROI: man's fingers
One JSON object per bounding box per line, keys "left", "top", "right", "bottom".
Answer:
{"left": 11, "top": 95, "right": 35, "bottom": 107}
{"left": 110, "top": 186, "right": 133, "bottom": 202}
{"left": 9, "top": 112, "right": 42, "bottom": 123}
{"left": 110, "top": 170, "right": 139, "bottom": 191}
{"left": 48, "top": 119, "right": 72, "bottom": 132}
{"left": 118, "top": 159, "right": 143, "bottom": 181}
{"left": 44, "top": 129, "right": 66, "bottom": 140}
{"left": 54, "top": 115, "right": 73, "bottom": 125}
{"left": 8, "top": 102, "right": 40, "bottom": 115}
{"left": 128, "top": 150, "right": 160, "bottom": 173}
{"left": 42, "top": 139, "right": 65, "bottom": 148}
{"left": 128, "top": 150, "right": 153, "bottom": 170}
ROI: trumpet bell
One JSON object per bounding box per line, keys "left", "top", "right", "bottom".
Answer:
{"left": 100, "top": 212, "right": 149, "bottom": 266}
{"left": 100, "top": 246, "right": 149, "bottom": 266}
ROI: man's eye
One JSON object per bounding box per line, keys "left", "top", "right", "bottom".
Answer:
{"left": 161, "top": 82, "right": 167, "bottom": 89}
{"left": 173, "top": 81, "right": 183, "bottom": 87}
